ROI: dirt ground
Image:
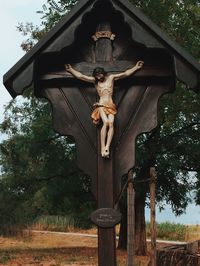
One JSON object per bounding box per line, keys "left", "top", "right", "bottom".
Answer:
{"left": 0, "top": 231, "right": 171, "bottom": 266}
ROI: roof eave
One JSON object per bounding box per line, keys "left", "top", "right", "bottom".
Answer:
{"left": 3, "top": 0, "right": 200, "bottom": 96}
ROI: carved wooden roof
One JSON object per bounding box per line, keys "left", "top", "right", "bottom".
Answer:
{"left": 3, "top": 0, "right": 200, "bottom": 97}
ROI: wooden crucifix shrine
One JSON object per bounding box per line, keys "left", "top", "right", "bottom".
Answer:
{"left": 34, "top": 21, "right": 173, "bottom": 266}
{"left": 3, "top": 1, "right": 200, "bottom": 266}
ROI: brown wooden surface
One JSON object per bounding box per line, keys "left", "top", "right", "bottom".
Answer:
{"left": 36, "top": 10, "right": 175, "bottom": 266}
{"left": 95, "top": 23, "right": 117, "bottom": 266}
{"left": 40, "top": 73, "right": 174, "bottom": 202}
{"left": 36, "top": 14, "right": 173, "bottom": 266}
{"left": 39, "top": 16, "right": 175, "bottom": 211}
{"left": 43, "top": 86, "right": 98, "bottom": 196}
{"left": 97, "top": 142, "right": 116, "bottom": 266}
{"left": 4, "top": 0, "right": 200, "bottom": 98}
{"left": 114, "top": 84, "right": 172, "bottom": 200}
{"left": 186, "top": 240, "right": 200, "bottom": 255}
{"left": 157, "top": 244, "right": 200, "bottom": 266}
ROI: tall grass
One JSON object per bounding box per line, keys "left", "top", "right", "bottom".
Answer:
{"left": 32, "top": 217, "right": 200, "bottom": 242}
{"left": 146, "top": 222, "right": 187, "bottom": 241}
{"left": 0, "top": 224, "right": 32, "bottom": 238}
{"left": 2, "top": 215, "right": 199, "bottom": 243}
{"left": 146, "top": 222, "right": 200, "bottom": 242}
{"left": 185, "top": 224, "right": 200, "bottom": 242}
{"left": 31, "top": 215, "right": 76, "bottom": 232}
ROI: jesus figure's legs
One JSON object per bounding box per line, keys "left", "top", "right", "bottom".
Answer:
{"left": 99, "top": 108, "right": 114, "bottom": 158}
{"left": 99, "top": 108, "right": 108, "bottom": 157}
{"left": 104, "top": 114, "right": 114, "bottom": 157}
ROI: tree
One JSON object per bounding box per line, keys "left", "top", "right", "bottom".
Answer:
{"left": 117, "top": 0, "right": 200, "bottom": 253}
{"left": 0, "top": 90, "right": 95, "bottom": 229}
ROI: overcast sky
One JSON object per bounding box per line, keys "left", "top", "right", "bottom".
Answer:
{"left": 0, "top": 0, "right": 44, "bottom": 122}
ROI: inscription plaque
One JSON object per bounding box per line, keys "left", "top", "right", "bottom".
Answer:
{"left": 91, "top": 208, "right": 122, "bottom": 228}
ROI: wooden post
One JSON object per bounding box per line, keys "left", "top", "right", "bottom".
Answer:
{"left": 150, "top": 167, "right": 157, "bottom": 266}
{"left": 127, "top": 169, "right": 135, "bottom": 266}
{"left": 97, "top": 153, "right": 116, "bottom": 266}
{"left": 95, "top": 22, "right": 117, "bottom": 266}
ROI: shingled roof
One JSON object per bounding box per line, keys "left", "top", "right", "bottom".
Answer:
{"left": 3, "top": 0, "right": 200, "bottom": 97}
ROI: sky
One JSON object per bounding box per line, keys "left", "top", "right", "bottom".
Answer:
{"left": 146, "top": 202, "right": 200, "bottom": 225}
{"left": 0, "top": 0, "right": 200, "bottom": 225}
{"left": 0, "top": 0, "right": 44, "bottom": 122}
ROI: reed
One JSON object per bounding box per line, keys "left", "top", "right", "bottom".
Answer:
{"left": 146, "top": 221, "right": 187, "bottom": 241}
{"left": 31, "top": 215, "right": 76, "bottom": 232}
{"left": 185, "top": 224, "right": 200, "bottom": 242}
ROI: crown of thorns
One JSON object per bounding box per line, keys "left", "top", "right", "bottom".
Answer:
{"left": 93, "top": 67, "right": 107, "bottom": 77}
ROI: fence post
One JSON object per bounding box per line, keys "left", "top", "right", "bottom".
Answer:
{"left": 150, "top": 167, "right": 157, "bottom": 266}
{"left": 127, "top": 169, "right": 135, "bottom": 266}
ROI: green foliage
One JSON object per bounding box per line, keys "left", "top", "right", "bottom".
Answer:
{"left": 0, "top": 90, "right": 95, "bottom": 229}
{"left": 129, "top": 0, "right": 200, "bottom": 58}
{"left": 17, "top": 23, "right": 46, "bottom": 52}
{"left": 0, "top": 252, "right": 15, "bottom": 265}
{"left": 130, "top": 0, "right": 200, "bottom": 214}
{"left": 16, "top": 0, "right": 78, "bottom": 51}
{"left": 39, "top": 0, "right": 78, "bottom": 30}
{"left": 135, "top": 82, "right": 200, "bottom": 214}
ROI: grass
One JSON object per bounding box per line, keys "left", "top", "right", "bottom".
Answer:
{"left": 0, "top": 232, "right": 98, "bottom": 265}
{"left": 185, "top": 224, "right": 200, "bottom": 242}
{"left": 0, "top": 251, "right": 16, "bottom": 264}
{"left": 2, "top": 215, "right": 200, "bottom": 243}
{"left": 31, "top": 215, "right": 76, "bottom": 232}
{"left": 0, "top": 217, "right": 199, "bottom": 265}
{"left": 146, "top": 221, "right": 187, "bottom": 241}
{"left": 146, "top": 221, "right": 200, "bottom": 242}
{"left": 31, "top": 216, "right": 200, "bottom": 242}
{"left": 2, "top": 221, "right": 200, "bottom": 265}
{"left": 0, "top": 233, "right": 149, "bottom": 265}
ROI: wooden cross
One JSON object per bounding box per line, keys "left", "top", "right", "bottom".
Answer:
{"left": 36, "top": 21, "right": 174, "bottom": 266}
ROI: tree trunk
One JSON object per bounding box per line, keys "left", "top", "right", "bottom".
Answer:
{"left": 118, "top": 201, "right": 127, "bottom": 250}
{"left": 135, "top": 193, "right": 147, "bottom": 255}
{"left": 118, "top": 162, "right": 153, "bottom": 254}
{"left": 118, "top": 189, "right": 147, "bottom": 255}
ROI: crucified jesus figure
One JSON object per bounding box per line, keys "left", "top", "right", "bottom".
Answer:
{"left": 65, "top": 61, "right": 144, "bottom": 158}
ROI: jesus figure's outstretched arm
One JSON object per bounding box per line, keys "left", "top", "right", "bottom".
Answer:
{"left": 65, "top": 64, "right": 95, "bottom": 83}
{"left": 110, "top": 61, "right": 144, "bottom": 80}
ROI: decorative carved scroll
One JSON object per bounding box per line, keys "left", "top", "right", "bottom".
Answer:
{"left": 92, "top": 30, "right": 116, "bottom": 41}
